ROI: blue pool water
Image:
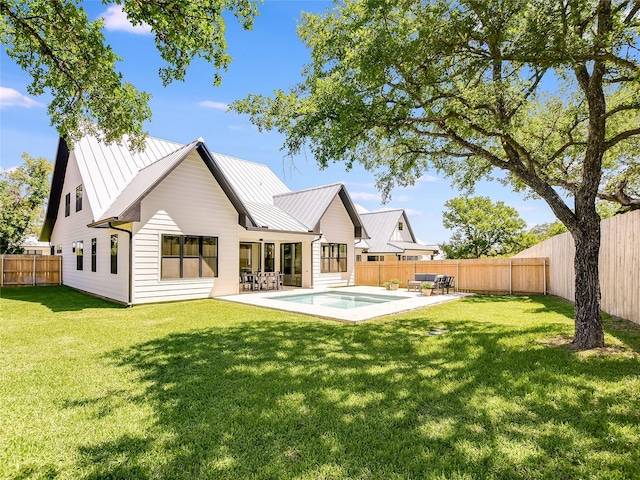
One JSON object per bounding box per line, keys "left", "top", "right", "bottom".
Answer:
{"left": 273, "top": 291, "right": 404, "bottom": 309}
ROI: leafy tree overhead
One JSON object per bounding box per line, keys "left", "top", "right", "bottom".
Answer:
{"left": 440, "top": 196, "right": 527, "bottom": 259}
{"left": 0, "top": 154, "right": 52, "bottom": 254}
{"left": 233, "top": 0, "right": 640, "bottom": 349}
{"left": 1, "top": 0, "right": 259, "bottom": 149}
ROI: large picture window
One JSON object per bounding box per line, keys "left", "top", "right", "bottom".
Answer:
{"left": 321, "top": 243, "right": 348, "bottom": 273}
{"left": 161, "top": 235, "right": 218, "bottom": 279}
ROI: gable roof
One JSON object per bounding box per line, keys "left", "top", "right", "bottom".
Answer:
{"left": 42, "top": 134, "right": 366, "bottom": 240}
{"left": 274, "top": 183, "right": 367, "bottom": 237}
{"left": 357, "top": 209, "right": 437, "bottom": 254}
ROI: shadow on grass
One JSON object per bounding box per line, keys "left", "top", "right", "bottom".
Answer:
{"left": 74, "top": 315, "right": 640, "bottom": 479}
{"left": 0, "top": 285, "right": 121, "bottom": 312}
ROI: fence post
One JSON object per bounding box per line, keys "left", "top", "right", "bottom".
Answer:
{"left": 456, "top": 261, "right": 459, "bottom": 292}
{"left": 509, "top": 259, "right": 512, "bottom": 295}
{"left": 543, "top": 258, "right": 547, "bottom": 295}
{"left": 33, "top": 255, "right": 36, "bottom": 286}
{"left": 1, "top": 255, "right": 3, "bottom": 287}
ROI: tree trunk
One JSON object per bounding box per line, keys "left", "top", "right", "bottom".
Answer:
{"left": 571, "top": 219, "right": 605, "bottom": 349}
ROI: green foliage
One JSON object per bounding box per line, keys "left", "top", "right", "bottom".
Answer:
{"left": 1, "top": 287, "right": 639, "bottom": 479}
{"left": 233, "top": 0, "right": 640, "bottom": 216}
{"left": 1, "top": 0, "right": 259, "bottom": 149}
{"left": 440, "top": 196, "right": 527, "bottom": 258}
{"left": 0, "top": 153, "right": 52, "bottom": 253}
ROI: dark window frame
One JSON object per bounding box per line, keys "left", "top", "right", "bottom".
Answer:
{"left": 110, "top": 234, "right": 118, "bottom": 274}
{"left": 320, "top": 243, "right": 348, "bottom": 273}
{"left": 76, "top": 184, "right": 83, "bottom": 212}
{"left": 91, "top": 238, "right": 97, "bottom": 272}
{"left": 65, "top": 193, "right": 71, "bottom": 217}
{"left": 76, "top": 240, "right": 83, "bottom": 271}
{"left": 161, "top": 235, "right": 218, "bottom": 280}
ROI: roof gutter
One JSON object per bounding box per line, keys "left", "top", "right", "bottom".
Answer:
{"left": 109, "top": 222, "right": 133, "bottom": 307}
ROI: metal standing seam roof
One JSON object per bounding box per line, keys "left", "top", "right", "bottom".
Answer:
{"left": 90, "top": 141, "right": 200, "bottom": 225}
{"left": 273, "top": 184, "right": 344, "bottom": 231}
{"left": 73, "top": 134, "right": 184, "bottom": 219}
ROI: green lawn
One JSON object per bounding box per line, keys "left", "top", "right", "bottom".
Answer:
{"left": 1, "top": 287, "right": 639, "bottom": 480}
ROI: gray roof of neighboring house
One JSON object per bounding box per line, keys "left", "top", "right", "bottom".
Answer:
{"left": 358, "top": 209, "right": 437, "bottom": 254}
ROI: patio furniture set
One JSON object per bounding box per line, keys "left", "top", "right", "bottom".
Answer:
{"left": 240, "top": 271, "right": 285, "bottom": 292}
{"left": 407, "top": 273, "right": 455, "bottom": 295}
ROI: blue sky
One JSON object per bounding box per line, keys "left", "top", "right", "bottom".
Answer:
{"left": 0, "top": 0, "right": 557, "bottom": 244}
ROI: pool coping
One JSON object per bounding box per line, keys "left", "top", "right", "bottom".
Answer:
{"left": 218, "top": 286, "right": 472, "bottom": 322}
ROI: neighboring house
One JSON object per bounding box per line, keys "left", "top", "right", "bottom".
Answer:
{"left": 20, "top": 235, "right": 52, "bottom": 255}
{"left": 40, "top": 134, "right": 367, "bottom": 305}
{"left": 355, "top": 209, "right": 439, "bottom": 261}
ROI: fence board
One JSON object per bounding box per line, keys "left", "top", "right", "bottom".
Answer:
{"left": 355, "top": 258, "right": 549, "bottom": 295}
{"left": 515, "top": 210, "right": 639, "bottom": 325}
{"left": 1, "top": 255, "right": 62, "bottom": 286}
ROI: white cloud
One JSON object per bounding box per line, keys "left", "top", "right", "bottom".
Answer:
{"left": 349, "top": 191, "right": 381, "bottom": 202}
{"left": 396, "top": 195, "right": 411, "bottom": 202}
{"left": 0, "top": 165, "right": 19, "bottom": 175}
{"left": 198, "top": 101, "right": 229, "bottom": 111}
{"left": 417, "top": 174, "right": 440, "bottom": 183}
{"left": 101, "top": 5, "right": 151, "bottom": 34}
{"left": 0, "top": 87, "right": 44, "bottom": 109}
{"left": 228, "top": 125, "right": 247, "bottom": 132}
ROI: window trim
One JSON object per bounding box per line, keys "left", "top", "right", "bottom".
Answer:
{"left": 76, "top": 184, "right": 83, "bottom": 212}
{"left": 76, "top": 240, "right": 83, "bottom": 271}
{"left": 91, "top": 238, "right": 97, "bottom": 272}
{"left": 320, "top": 243, "right": 348, "bottom": 273}
{"left": 161, "top": 234, "right": 218, "bottom": 280}
{"left": 65, "top": 193, "right": 71, "bottom": 217}
{"left": 110, "top": 234, "right": 118, "bottom": 274}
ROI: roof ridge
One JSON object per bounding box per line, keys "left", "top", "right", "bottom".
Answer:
{"left": 360, "top": 208, "right": 404, "bottom": 216}
{"left": 274, "top": 182, "right": 344, "bottom": 198}
{"left": 136, "top": 140, "right": 199, "bottom": 173}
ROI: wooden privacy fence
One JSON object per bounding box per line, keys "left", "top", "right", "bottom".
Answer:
{"left": 515, "top": 210, "right": 640, "bottom": 325}
{"left": 1, "top": 255, "right": 62, "bottom": 286}
{"left": 356, "top": 258, "right": 549, "bottom": 295}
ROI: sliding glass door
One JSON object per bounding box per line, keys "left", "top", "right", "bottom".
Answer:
{"left": 280, "top": 243, "right": 302, "bottom": 287}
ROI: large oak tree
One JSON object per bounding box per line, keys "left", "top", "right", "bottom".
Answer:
{"left": 233, "top": 0, "right": 640, "bottom": 349}
{"left": 1, "top": 0, "right": 259, "bottom": 149}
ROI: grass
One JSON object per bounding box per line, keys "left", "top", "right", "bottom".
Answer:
{"left": 1, "top": 286, "right": 639, "bottom": 480}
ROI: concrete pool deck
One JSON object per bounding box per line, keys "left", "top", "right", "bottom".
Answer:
{"left": 219, "top": 286, "right": 473, "bottom": 322}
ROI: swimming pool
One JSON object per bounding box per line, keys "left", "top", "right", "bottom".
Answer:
{"left": 273, "top": 291, "right": 405, "bottom": 310}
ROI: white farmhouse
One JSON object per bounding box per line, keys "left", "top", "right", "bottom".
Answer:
{"left": 40, "top": 134, "right": 367, "bottom": 305}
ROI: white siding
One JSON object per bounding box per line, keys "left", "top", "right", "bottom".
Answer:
{"left": 132, "top": 152, "right": 239, "bottom": 303}
{"left": 390, "top": 213, "right": 413, "bottom": 242}
{"left": 315, "top": 196, "right": 355, "bottom": 287}
{"left": 49, "top": 153, "right": 129, "bottom": 303}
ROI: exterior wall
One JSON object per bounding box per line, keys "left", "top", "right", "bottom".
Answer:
{"left": 315, "top": 196, "right": 355, "bottom": 287}
{"left": 49, "top": 152, "right": 130, "bottom": 303}
{"left": 390, "top": 213, "right": 413, "bottom": 242}
{"left": 132, "top": 152, "right": 240, "bottom": 303}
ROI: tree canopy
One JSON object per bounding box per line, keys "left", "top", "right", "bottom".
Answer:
{"left": 233, "top": 0, "right": 640, "bottom": 348}
{"left": 1, "top": 0, "right": 259, "bottom": 149}
{"left": 0, "top": 153, "right": 52, "bottom": 254}
{"left": 440, "top": 196, "right": 527, "bottom": 259}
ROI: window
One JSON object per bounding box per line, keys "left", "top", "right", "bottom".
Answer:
{"left": 56, "top": 244, "right": 62, "bottom": 255}
{"left": 367, "top": 255, "right": 384, "bottom": 262}
{"left": 76, "top": 240, "right": 83, "bottom": 270}
{"left": 356, "top": 254, "right": 362, "bottom": 262}
{"left": 76, "top": 184, "right": 83, "bottom": 212}
{"left": 91, "top": 238, "right": 97, "bottom": 272}
{"left": 398, "top": 222, "right": 403, "bottom": 231}
{"left": 65, "top": 193, "right": 71, "bottom": 217}
{"left": 110, "top": 235, "right": 118, "bottom": 274}
{"left": 321, "top": 243, "right": 347, "bottom": 273}
{"left": 161, "top": 235, "right": 218, "bottom": 279}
